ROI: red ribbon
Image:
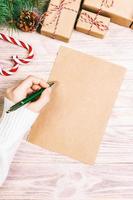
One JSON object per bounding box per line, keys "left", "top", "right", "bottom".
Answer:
{"left": 104, "top": 0, "right": 114, "bottom": 8}
{"left": 84, "top": 0, "right": 114, "bottom": 33}
{"left": 43, "top": 0, "right": 78, "bottom": 37}
{"left": 80, "top": 12, "right": 109, "bottom": 31}
{"left": 40, "top": 0, "right": 114, "bottom": 38}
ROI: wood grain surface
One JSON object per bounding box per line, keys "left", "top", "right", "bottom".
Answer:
{"left": 0, "top": 23, "right": 133, "bottom": 200}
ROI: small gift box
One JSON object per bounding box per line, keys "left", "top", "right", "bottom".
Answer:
{"left": 41, "top": 0, "right": 82, "bottom": 42}
{"left": 76, "top": 10, "right": 110, "bottom": 38}
{"left": 82, "top": 0, "right": 133, "bottom": 28}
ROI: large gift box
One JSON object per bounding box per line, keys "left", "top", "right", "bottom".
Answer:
{"left": 28, "top": 46, "right": 126, "bottom": 164}
{"left": 76, "top": 10, "right": 110, "bottom": 38}
{"left": 41, "top": 0, "right": 82, "bottom": 42}
{"left": 82, "top": 0, "right": 133, "bottom": 28}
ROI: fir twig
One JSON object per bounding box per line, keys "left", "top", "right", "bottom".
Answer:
{"left": 0, "top": 0, "right": 50, "bottom": 30}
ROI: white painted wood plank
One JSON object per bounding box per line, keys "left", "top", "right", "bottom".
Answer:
{"left": 0, "top": 22, "right": 133, "bottom": 199}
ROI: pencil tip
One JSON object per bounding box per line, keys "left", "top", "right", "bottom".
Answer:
{"left": 48, "top": 81, "right": 57, "bottom": 87}
{"left": 6, "top": 110, "right": 10, "bottom": 114}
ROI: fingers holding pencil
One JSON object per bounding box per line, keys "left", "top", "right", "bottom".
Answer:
{"left": 5, "top": 75, "right": 53, "bottom": 113}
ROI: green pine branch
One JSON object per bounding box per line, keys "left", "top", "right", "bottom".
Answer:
{"left": 0, "top": 0, "right": 50, "bottom": 29}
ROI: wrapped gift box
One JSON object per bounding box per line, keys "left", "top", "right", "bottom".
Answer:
{"left": 82, "top": 0, "right": 133, "bottom": 28}
{"left": 41, "top": 0, "right": 82, "bottom": 42}
{"left": 76, "top": 10, "right": 110, "bottom": 38}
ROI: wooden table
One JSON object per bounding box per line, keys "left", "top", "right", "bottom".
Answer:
{"left": 0, "top": 24, "right": 133, "bottom": 200}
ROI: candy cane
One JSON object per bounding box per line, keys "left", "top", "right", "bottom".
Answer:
{"left": 0, "top": 33, "right": 34, "bottom": 76}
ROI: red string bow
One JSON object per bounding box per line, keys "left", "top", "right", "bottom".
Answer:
{"left": 80, "top": 12, "right": 109, "bottom": 31}
{"left": 43, "top": 0, "right": 78, "bottom": 36}
{"left": 104, "top": 0, "right": 114, "bottom": 8}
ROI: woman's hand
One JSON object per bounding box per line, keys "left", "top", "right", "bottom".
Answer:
{"left": 5, "top": 75, "right": 52, "bottom": 113}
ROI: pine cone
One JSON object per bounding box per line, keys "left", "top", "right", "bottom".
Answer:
{"left": 17, "top": 10, "right": 39, "bottom": 32}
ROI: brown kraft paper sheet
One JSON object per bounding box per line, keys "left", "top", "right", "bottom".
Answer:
{"left": 28, "top": 46, "right": 126, "bottom": 164}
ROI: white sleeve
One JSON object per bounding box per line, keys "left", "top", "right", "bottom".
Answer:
{"left": 0, "top": 97, "right": 39, "bottom": 186}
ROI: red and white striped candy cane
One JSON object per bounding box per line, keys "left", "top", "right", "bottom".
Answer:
{"left": 0, "top": 33, "right": 34, "bottom": 76}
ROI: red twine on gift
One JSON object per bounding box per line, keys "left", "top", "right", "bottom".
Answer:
{"left": 0, "top": 33, "right": 34, "bottom": 76}
{"left": 42, "top": 0, "right": 78, "bottom": 38}
{"left": 80, "top": 12, "right": 109, "bottom": 31}
{"left": 104, "top": 0, "right": 114, "bottom": 8}
{"left": 85, "top": 0, "right": 114, "bottom": 32}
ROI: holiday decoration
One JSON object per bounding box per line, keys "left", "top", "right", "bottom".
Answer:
{"left": 76, "top": 10, "right": 110, "bottom": 38}
{"left": 0, "top": 33, "right": 34, "bottom": 76}
{"left": 82, "top": 0, "right": 133, "bottom": 28}
{"left": 17, "top": 10, "right": 40, "bottom": 32}
{"left": 0, "top": 0, "right": 50, "bottom": 31}
{"left": 41, "top": 0, "right": 82, "bottom": 42}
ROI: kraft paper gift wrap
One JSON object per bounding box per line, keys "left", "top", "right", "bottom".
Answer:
{"left": 41, "top": 0, "right": 82, "bottom": 42}
{"left": 28, "top": 46, "right": 126, "bottom": 164}
{"left": 82, "top": 0, "right": 133, "bottom": 28}
{"left": 76, "top": 10, "right": 110, "bottom": 38}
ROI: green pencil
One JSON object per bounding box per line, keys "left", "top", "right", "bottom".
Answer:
{"left": 6, "top": 81, "right": 55, "bottom": 114}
